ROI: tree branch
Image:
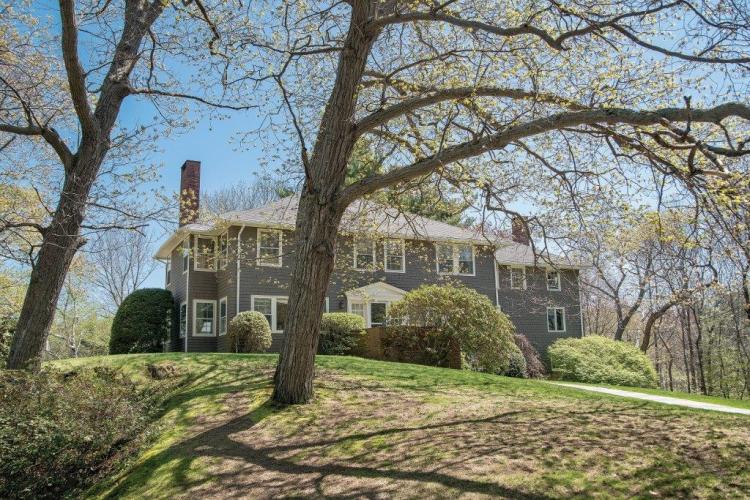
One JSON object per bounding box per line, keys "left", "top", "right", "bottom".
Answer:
{"left": 340, "top": 102, "right": 750, "bottom": 205}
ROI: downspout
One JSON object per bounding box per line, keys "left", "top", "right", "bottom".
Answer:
{"left": 577, "top": 270, "right": 584, "bottom": 338}
{"left": 493, "top": 251, "right": 500, "bottom": 308}
{"left": 236, "top": 226, "right": 246, "bottom": 316}
{"left": 185, "top": 235, "right": 191, "bottom": 353}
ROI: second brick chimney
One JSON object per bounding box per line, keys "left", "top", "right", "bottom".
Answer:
{"left": 179, "top": 160, "right": 201, "bottom": 226}
{"left": 511, "top": 215, "right": 530, "bottom": 245}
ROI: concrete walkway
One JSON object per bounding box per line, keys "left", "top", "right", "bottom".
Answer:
{"left": 553, "top": 383, "right": 750, "bottom": 415}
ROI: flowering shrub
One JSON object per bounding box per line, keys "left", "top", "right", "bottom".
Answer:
{"left": 549, "top": 336, "right": 658, "bottom": 388}
{"left": 388, "top": 284, "right": 516, "bottom": 373}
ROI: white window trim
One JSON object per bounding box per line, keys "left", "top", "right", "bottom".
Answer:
{"left": 384, "top": 239, "right": 406, "bottom": 273}
{"left": 353, "top": 239, "right": 376, "bottom": 271}
{"left": 546, "top": 269, "right": 561, "bottom": 291}
{"left": 251, "top": 295, "right": 288, "bottom": 332}
{"left": 435, "top": 243, "right": 476, "bottom": 276}
{"left": 218, "top": 232, "right": 229, "bottom": 270}
{"left": 182, "top": 239, "right": 189, "bottom": 274}
{"left": 510, "top": 266, "right": 527, "bottom": 290}
{"left": 194, "top": 236, "right": 217, "bottom": 272}
{"left": 193, "top": 299, "right": 217, "bottom": 336}
{"left": 547, "top": 307, "right": 566, "bottom": 333}
{"left": 257, "top": 229, "right": 283, "bottom": 267}
{"left": 218, "top": 296, "right": 228, "bottom": 336}
{"left": 347, "top": 299, "right": 390, "bottom": 328}
{"left": 166, "top": 260, "right": 171, "bottom": 286}
{"left": 179, "top": 301, "right": 187, "bottom": 338}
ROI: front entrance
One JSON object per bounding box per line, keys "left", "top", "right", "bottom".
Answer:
{"left": 370, "top": 302, "right": 388, "bottom": 327}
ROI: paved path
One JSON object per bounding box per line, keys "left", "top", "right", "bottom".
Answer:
{"left": 552, "top": 383, "right": 750, "bottom": 415}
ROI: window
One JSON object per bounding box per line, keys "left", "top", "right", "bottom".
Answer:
{"left": 182, "top": 240, "right": 189, "bottom": 273}
{"left": 353, "top": 239, "right": 375, "bottom": 270}
{"left": 510, "top": 267, "right": 526, "bottom": 290}
{"left": 436, "top": 243, "right": 475, "bottom": 275}
{"left": 384, "top": 239, "right": 405, "bottom": 272}
{"left": 547, "top": 270, "right": 561, "bottom": 291}
{"left": 350, "top": 302, "right": 366, "bottom": 321}
{"left": 166, "top": 261, "right": 171, "bottom": 286}
{"left": 195, "top": 237, "right": 216, "bottom": 271}
{"left": 257, "top": 229, "right": 282, "bottom": 267}
{"left": 219, "top": 297, "right": 227, "bottom": 335}
{"left": 218, "top": 233, "right": 229, "bottom": 270}
{"left": 193, "top": 300, "right": 216, "bottom": 336}
{"left": 251, "top": 296, "right": 288, "bottom": 332}
{"left": 547, "top": 307, "right": 566, "bottom": 333}
{"left": 179, "top": 302, "right": 187, "bottom": 338}
{"left": 370, "top": 302, "right": 387, "bottom": 327}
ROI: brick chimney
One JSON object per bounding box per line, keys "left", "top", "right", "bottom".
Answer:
{"left": 179, "top": 160, "right": 201, "bottom": 226}
{"left": 511, "top": 215, "right": 530, "bottom": 245}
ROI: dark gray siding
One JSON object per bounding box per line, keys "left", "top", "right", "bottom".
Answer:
{"left": 168, "top": 224, "right": 582, "bottom": 355}
{"left": 495, "top": 266, "right": 582, "bottom": 359}
{"left": 166, "top": 240, "right": 187, "bottom": 352}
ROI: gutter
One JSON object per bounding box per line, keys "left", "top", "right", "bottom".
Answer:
{"left": 236, "top": 225, "right": 246, "bottom": 317}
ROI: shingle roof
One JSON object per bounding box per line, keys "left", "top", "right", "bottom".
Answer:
{"left": 494, "top": 241, "right": 588, "bottom": 269}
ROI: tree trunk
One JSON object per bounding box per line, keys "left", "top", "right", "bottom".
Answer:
{"left": 272, "top": 3, "right": 377, "bottom": 404}
{"left": 640, "top": 301, "right": 676, "bottom": 352}
{"left": 7, "top": 157, "right": 101, "bottom": 370}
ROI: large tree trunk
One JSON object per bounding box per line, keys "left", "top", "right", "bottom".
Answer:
{"left": 272, "top": 3, "right": 377, "bottom": 404}
{"left": 7, "top": 157, "right": 101, "bottom": 370}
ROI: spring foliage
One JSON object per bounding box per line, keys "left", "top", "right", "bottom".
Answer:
{"left": 318, "top": 313, "right": 366, "bottom": 355}
{"left": 388, "top": 284, "right": 517, "bottom": 373}
{"left": 227, "top": 311, "right": 272, "bottom": 353}
{"left": 109, "top": 289, "right": 174, "bottom": 354}
{"left": 549, "top": 336, "right": 658, "bottom": 388}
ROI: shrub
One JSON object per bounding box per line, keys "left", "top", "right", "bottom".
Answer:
{"left": 318, "top": 313, "right": 366, "bottom": 355}
{"left": 227, "top": 311, "right": 272, "bottom": 353}
{"left": 548, "top": 336, "right": 658, "bottom": 388}
{"left": 380, "top": 326, "right": 459, "bottom": 367}
{"left": 0, "top": 367, "right": 176, "bottom": 499}
{"left": 503, "top": 345, "right": 528, "bottom": 378}
{"left": 514, "top": 334, "right": 546, "bottom": 378}
{"left": 388, "top": 284, "right": 516, "bottom": 373}
{"left": 109, "top": 288, "right": 174, "bottom": 354}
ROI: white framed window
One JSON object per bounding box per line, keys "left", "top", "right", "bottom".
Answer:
{"left": 219, "top": 297, "right": 228, "bottom": 335}
{"left": 182, "top": 240, "right": 189, "bottom": 273}
{"left": 194, "top": 236, "right": 216, "bottom": 271}
{"left": 348, "top": 300, "right": 390, "bottom": 328}
{"left": 384, "top": 239, "right": 405, "bottom": 273}
{"left": 218, "top": 233, "right": 229, "bottom": 270}
{"left": 251, "top": 295, "right": 288, "bottom": 332}
{"left": 166, "top": 261, "right": 171, "bottom": 286}
{"left": 257, "top": 229, "right": 282, "bottom": 267}
{"left": 510, "top": 266, "right": 527, "bottom": 290}
{"left": 546, "top": 270, "right": 561, "bottom": 291}
{"left": 353, "top": 239, "right": 376, "bottom": 270}
{"left": 435, "top": 243, "right": 475, "bottom": 276}
{"left": 179, "top": 302, "right": 187, "bottom": 338}
{"left": 547, "top": 307, "right": 566, "bottom": 333}
{"left": 193, "top": 299, "right": 216, "bottom": 336}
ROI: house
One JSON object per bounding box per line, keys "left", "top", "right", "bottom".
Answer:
{"left": 154, "top": 160, "right": 585, "bottom": 355}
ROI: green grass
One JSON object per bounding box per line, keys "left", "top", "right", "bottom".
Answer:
{"left": 49, "top": 353, "right": 750, "bottom": 499}
{"left": 559, "top": 382, "right": 750, "bottom": 410}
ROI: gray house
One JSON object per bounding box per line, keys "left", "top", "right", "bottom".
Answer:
{"left": 155, "top": 161, "right": 584, "bottom": 355}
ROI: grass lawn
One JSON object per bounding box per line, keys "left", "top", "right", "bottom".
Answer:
{"left": 559, "top": 382, "right": 750, "bottom": 411}
{"left": 53, "top": 353, "right": 750, "bottom": 499}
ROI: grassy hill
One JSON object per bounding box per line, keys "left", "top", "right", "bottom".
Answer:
{"left": 54, "top": 353, "right": 750, "bottom": 499}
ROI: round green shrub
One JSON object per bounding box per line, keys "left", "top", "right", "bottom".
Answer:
{"left": 318, "top": 313, "right": 366, "bottom": 355}
{"left": 548, "top": 336, "right": 658, "bottom": 388}
{"left": 388, "top": 284, "right": 516, "bottom": 373}
{"left": 109, "top": 289, "right": 173, "bottom": 354}
{"left": 227, "top": 311, "right": 272, "bottom": 353}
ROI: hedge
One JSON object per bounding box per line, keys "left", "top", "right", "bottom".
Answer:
{"left": 227, "top": 311, "right": 272, "bottom": 353}
{"left": 548, "top": 336, "right": 658, "bottom": 388}
{"left": 109, "top": 289, "right": 174, "bottom": 354}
